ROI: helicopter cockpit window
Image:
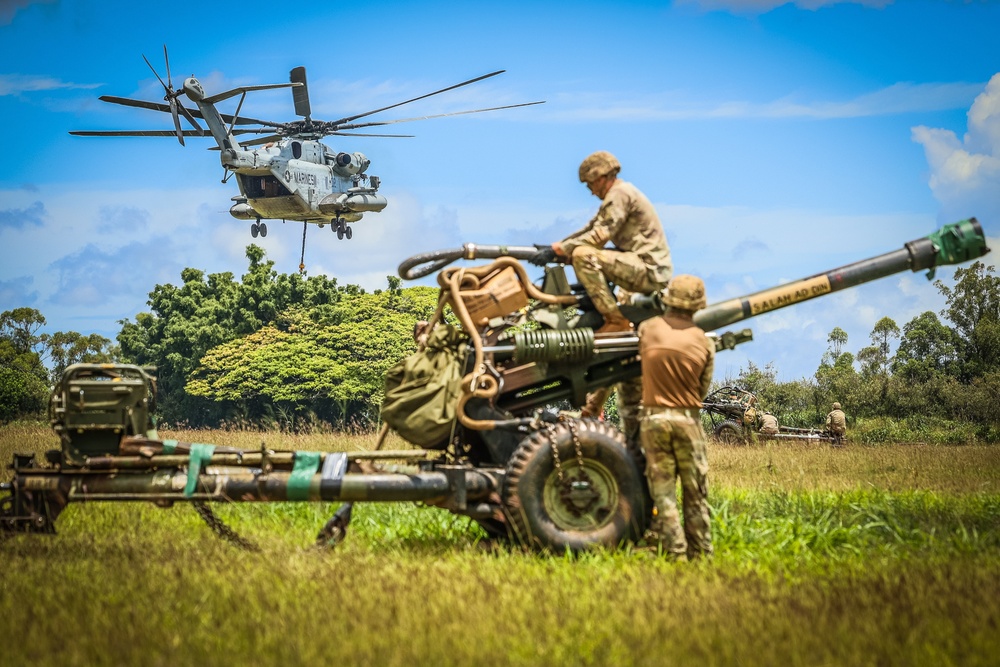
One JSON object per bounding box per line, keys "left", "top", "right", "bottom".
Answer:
{"left": 292, "top": 142, "right": 302, "bottom": 159}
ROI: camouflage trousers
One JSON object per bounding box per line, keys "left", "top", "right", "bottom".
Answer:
{"left": 570, "top": 246, "right": 665, "bottom": 319}
{"left": 582, "top": 376, "right": 643, "bottom": 445}
{"left": 639, "top": 407, "right": 713, "bottom": 559}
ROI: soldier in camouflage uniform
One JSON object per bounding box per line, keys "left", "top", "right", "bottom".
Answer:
{"left": 637, "top": 275, "right": 715, "bottom": 560}
{"left": 528, "top": 150, "right": 673, "bottom": 333}
{"left": 759, "top": 412, "right": 779, "bottom": 436}
{"left": 826, "top": 402, "right": 847, "bottom": 446}
{"left": 529, "top": 151, "right": 672, "bottom": 442}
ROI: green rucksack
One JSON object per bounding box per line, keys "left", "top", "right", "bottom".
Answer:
{"left": 381, "top": 324, "right": 468, "bottom": 448}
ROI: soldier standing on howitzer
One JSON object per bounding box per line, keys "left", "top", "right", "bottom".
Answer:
{"left": 826, "top": 402, "right": 847, "bottom": 447}
{"left": 529, "top": 150, "right": 673, "bottom": 443}
{"left": 637, "top": 275, "right": 715, "bottom": 560}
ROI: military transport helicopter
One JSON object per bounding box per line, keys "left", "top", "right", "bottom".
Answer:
{"left": 71, "top": 48, "right": 543, "bottom": 247}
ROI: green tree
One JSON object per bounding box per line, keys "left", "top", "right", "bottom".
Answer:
{"left": 892, "top": 311, "right": 960, "bottom": 382}
{"left": 935, "top": 261, "right": 1000, "bottom": 379}
{"left": 118, "top": 245, "right": 353, "bottom": 424}
{"left": 43, "top": 331, "right": 118, "bottom": 383}
{"left": 0, "top": 308, "right": 49, "bottom": 421}
{"left": 186, "top": 286, "right": 441, "bottom": 428}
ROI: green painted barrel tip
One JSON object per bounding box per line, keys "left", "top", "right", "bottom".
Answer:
{"left": 925, "top": 218, "right": 990, "bottom": 278}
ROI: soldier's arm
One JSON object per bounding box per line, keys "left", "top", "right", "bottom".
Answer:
{"left": 699, "top": 341, "right": 716, "bottom": 400}
{"left": 562, "top": 191, "right": 626, "bottom": 254}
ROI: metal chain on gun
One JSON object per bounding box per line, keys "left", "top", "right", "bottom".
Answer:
{"left": 192, "top": 501, "right": 260, "bottom": 552}
{"left": 548, "top": 424, "right": 565, "bottom": 485}
{"left": 568, "top": 419, "right": 586, "bottom": 471}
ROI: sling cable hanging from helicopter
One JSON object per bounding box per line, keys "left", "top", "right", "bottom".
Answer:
{"left": 299, "top": 222, "right": 308, "bottom": 274}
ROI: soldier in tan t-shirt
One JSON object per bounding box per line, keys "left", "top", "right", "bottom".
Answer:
{"left": 637, "top": 275, "right": 715, "bottom": 560}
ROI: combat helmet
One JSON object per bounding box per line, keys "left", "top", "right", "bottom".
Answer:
{"left": 832, "top": 402, "right": 841, "bottom": 410}
{"left": 578, "top": 151, "right": 621, "bottom": 182}
{"left": 663, "top": 274, "right": 707, "bottom": 311}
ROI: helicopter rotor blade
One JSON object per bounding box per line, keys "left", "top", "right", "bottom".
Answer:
{"left": 326, "top": 70, "right": 506, "bottom": 127}
{"left": 168, "top": 96, "right": 185, "bottom": 145}
{"left": 70, "top": 130, "right": 213, "bottom": 137}
{"left": 290, "top": 67, "right": 311, "bottom": 119}
{"left": 177, "top": 103, "right": 204, "bottom": 133}
{"left": 330, "top": 100, "right": 545, "bottom": 131}
{"left": 330, "top": 132, "right": 415, "bottom": 138}
{"left": 238, "top": 134, "right": 285, "bottom": 147}
{"left": 141, "top": 53, "right": 170, "bottom": 94}
{"left": 98, "top": 96, "right": 278, "bottom": 128}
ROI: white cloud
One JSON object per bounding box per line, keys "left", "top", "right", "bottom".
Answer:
{"left": 0, "top": 74, "right": 101, "bottom": 96}
{"left": 548, "top": 81, "right": 985, "bottom": 122}
{"left": 675, "top": 0, "right": 893, "bottom": 14}
{"left": 912, "top": 73, "right": 1000, "bottom": 260}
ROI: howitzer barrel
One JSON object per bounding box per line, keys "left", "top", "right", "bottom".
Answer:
{"left": 26, "top": 469, "right": 494, "bottom": 503}
{"left": 693, "top": 218, "right": 989, "bottom": 332}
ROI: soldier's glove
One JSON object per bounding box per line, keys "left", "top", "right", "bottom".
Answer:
{"left": 528, "top": 243, "right": 558, "bottom": 267}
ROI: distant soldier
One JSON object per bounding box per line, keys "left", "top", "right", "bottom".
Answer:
{"left": 826, "top": 402, "right": 847, "bottom": 446}
{"left": 637, "top": 275, "right": 715, "bottom": 560}
{"left": 528, "top": 150, "right": 673, "bottom": 333}
{"left": 759, "top": 412, "right": 779, "bottom": 436}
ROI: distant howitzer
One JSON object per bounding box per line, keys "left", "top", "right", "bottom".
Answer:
{"left": 1, "top": 219, "right": 990, "bottom": 552}
{"left": 702, "top": 386, "right": 837, "bottom": 445}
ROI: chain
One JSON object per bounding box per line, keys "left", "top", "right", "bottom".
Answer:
{"left": 568, "top": 418, "right": 586, "bottom": 471}
{"left": 192, "top": 501, "right": 260, "bottom": 552}
{"left": 548, "top": 424, "right": 564, "bottom": 485}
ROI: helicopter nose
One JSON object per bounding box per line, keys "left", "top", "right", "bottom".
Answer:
{"left": 183, "top": 77, "right": 204, "bottom": 101}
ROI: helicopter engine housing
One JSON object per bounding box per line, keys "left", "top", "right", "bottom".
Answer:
{"left": 331, "top": 152, "right": 370, "bottom": 177}
{"left": 229, "top": 202, "right": 257, "bottom": 220}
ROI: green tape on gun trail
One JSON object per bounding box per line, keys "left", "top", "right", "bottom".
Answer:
{"left": 288, "top": 451, "right": 321, "bottom": 500}
{"left": 184, "top": 443, "right": 216, "bottom": 497}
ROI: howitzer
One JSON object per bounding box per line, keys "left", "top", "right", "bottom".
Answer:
{"left": 1, "top": 219, "right": 990, "bottom": 553}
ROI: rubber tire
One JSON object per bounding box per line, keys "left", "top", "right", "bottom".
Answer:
{"left": 337, "top": 227, "right": 344, "bottom": 240}
{"left": 259, "top": 223, "right": 267, "bottom": 237}
{"left": 713, "top": 419, "right": 746, "bottom": 445}
{"left": 250, "top": 223, "right": 259, "bottom": 238}
{"left": 502, "top": 419, "right": 650, "bottom": 553}
{"left": 345, "top": 225, "right": 353, "bottom": 239}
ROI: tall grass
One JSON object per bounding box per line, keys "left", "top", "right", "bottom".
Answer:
{"left": 1, "top": 422, "right": 998, "bottom": 666}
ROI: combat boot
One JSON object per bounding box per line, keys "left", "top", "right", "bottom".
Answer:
{"left": 596, "top": 314, "right": 633, "bottom": 334}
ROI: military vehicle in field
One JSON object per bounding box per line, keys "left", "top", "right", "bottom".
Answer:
{"left": 1, "top": 219, "right": 989, "bottom": 552}
{"left": 702, "top": 386, "right": 836, "bottom": 445}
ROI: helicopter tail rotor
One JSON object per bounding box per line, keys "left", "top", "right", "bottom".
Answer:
{"left": 142, "top": 45, "right": 203, "bottom": 145}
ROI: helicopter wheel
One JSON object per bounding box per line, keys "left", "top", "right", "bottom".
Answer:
{"left": 251, "top": 222, "right": 259, "bottom": 238}
{"left": 259, "top": 222, "right": 268, "bottom": 237}
{"left": 345, "top": 226, "right": 353, "bottom": 240}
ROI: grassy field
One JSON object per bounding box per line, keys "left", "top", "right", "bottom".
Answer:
{"left": 2, "top": 422, "right": 998, "bottom": 666}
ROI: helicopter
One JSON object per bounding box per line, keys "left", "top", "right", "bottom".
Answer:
{"left": 71, "top": 48, "right": 544, "bottom": 244}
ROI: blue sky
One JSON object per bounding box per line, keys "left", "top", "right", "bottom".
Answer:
{"left": 1, "top": 0, "right": 998, "bottom": 382}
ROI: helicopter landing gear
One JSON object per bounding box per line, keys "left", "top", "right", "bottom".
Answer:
{"left": 250, "top": 221, "right": 268, "bottom": 238}
{"left": 332, "top": 218, "right": 352, "bottom": 240}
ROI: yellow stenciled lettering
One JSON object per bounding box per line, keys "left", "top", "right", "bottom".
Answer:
{"left": 747, "top": 276, "right": 832, "bottom": 316}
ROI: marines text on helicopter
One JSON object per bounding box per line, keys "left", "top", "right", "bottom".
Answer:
{"left": 71, "top": 48, "right": 544, "bottom": 245}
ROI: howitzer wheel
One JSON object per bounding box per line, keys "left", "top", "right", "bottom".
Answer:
{"left": 501, "top": 420, "right": 650, "bottom": 553}
{"left": 712, "top": 419, "right": 746, "bottom": 446}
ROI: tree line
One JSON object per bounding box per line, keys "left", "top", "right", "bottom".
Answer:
{"left": 726, "top": 261, "right": 999, "bottom": 440}
{"left": 2, "top": 247, "right": 997, "bottom": 437}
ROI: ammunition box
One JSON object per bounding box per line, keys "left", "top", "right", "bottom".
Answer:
{"left": 460, "top": 266, "right": 529, "bottom": 322}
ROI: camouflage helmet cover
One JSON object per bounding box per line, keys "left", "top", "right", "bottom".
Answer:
{"left": 578, "top": 151, "right": 621, "bottom": 182}
{"left": 664, "top": 274, "right": 707, "bottom": 311}
{"left": 832, "top": 402, "right": 842, "bottom": 410}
